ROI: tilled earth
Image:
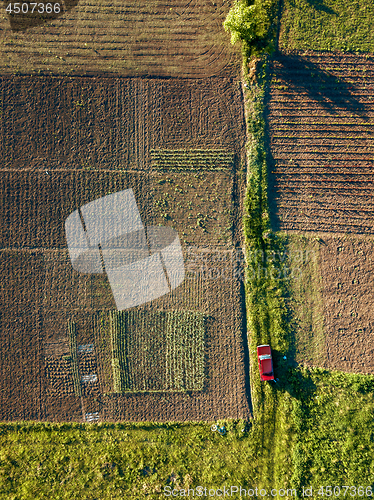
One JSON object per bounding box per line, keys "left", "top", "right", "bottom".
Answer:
{"left": 268, "top": 51, "right": 374, "bottom": 374}
{"left": 0, "top": 74, "right": 251, "bottom": 422}
{"left": 267, "top": 51, "right": 374, "bottom": 234}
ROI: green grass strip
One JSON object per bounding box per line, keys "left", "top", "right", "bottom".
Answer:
{"left": 279, "top": 0, "right": 374, "bottom": 52}
{"left": 109, "top": 310, "right": 124, "bottom": 394}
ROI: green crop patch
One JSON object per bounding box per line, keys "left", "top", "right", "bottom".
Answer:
{"left": 150, "top": 149, "right": 235, "bottom": 171}
{"left": 279, "top": 0, "right": 374, "bottom": 52}
{"left": 94, "top": 310, "right": 205, "bottom": 394}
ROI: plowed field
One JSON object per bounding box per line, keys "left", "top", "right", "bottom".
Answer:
{"left": 267, "top": 51, "right": 374, "bottom": 234}
{"left": 0, "top": 75, "right": 251, "bottom": 422}
{"left": 0, "top": 0, "right": 239, "bottom": 77}
{"left": 0, "top": 76, "right": 245, "bottom": 170}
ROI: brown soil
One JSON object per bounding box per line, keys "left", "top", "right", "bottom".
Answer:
{"left": 0, "top": 76, "right": 245, "bottom": 171}
{"left": 267, "top": 51, "right": 374, "bottom": 375}
{"left": 267, "top": 51, "right": 374, "bottom": 234}
{"left": 0, "top": 74, "right": 250, "bottom": 422}
{"left": 318, "top": 234, "right": 374, "bottom": 374}
{"left": 0, "top": 0, "right": 239, "bottom": 77}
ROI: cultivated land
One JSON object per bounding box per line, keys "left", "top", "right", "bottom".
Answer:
{"left": 0, "top": 73, "right": 251, "bottom": 421}
{"left": 3, "top": 0, "right": 374, "bottom": 497}
{"left": 0, "top": 0, "right": 239, "bottom": 77}
{"left": 268, "top": 52, "right": 374, "bottom": 234}
{"left": 267, "top": 51, "right": 374, "bottom": 375}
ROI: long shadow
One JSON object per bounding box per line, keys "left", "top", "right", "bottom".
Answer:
{"left": 4, "top": 0, "right": 79, "bottom": 32}
{"left": 265, "top": 51, "right": 370, "bottom": 232}
{"left": 273, "top": 52, "right": 369, "bottom": 118}
{"left": 238, "top": 275, "right": 253, "bottom": 416}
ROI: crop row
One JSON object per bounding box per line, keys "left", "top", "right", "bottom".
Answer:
{"left": 273, "top": 175, "right": 374, "bottom": 184}
{"left": 270, "top": 124, "right": 372, "bottom": 129}
{"left": 271, "top": 136, "right": 374, "bottom": 141}
{"left": 274, "top": 185, "right": 374, "bottom": 197}
{"left": 94, "top": 309, "right": 205, "bottom": 394}
{"left": 272, "top": 149, "right": 374, "bottom": 155}
{"left": 272, "top": 167, "right": 374, "bottom": 173}
{"left": 150, "top": 149, "right": 235, "bottom": 171}
{"left": 68, "top": 319, "right": 81, "bottom": 397}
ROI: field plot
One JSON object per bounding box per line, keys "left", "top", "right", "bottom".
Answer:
{"left": 94, "top": 310, "right": 205, "bottom": 394}
{"left": 286, "top": 235, "right": 326, "bottom": 368}
{"left": 0, "top": 170, "right": 145, "bottom": 248}
{"left": 267, "top": 51, "right": 374, "bottom": 234}
{"left": 37, "top": 249, "right": 249, "bottom": 422}
{"left": 319, "top": 234, "right": 374, "bottom": 374}
{"left": 285, "top": 232, "right": 374, "bottom": 375}
{"left": 149, "top": 167, "right": 235, "bottom": 247}
{"left": 84, "top": 252, "right": 249, "bottom": 422}
{"left": 0, "top": 0, "right": 239, "bottom": 77}
{"left": 0, "top": 312, "right": 42, "bottom": 420}
{"left": 0, "top": 77, "right": 245, "bottom": 171}
{"left": 0, "top": 71, "right": 249, "bottom": 421}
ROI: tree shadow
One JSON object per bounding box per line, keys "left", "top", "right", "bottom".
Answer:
{"left": 4, "top": 0, "right": 79, "bottom": 32}
{"left": 265, "top": 51, "right": 370, "bottom": 232}
{"left": 272, "top": 52, "right": 368, "bottom": 118}
{"left": 270, "top": 348, "right": 317, "bottom": 401}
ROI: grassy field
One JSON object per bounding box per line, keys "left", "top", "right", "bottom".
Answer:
{"left": 0, "top": 420, "right": 256, "bottom": 499}
{"left": 279, "top": 0, "right": 374, "bottom": 52}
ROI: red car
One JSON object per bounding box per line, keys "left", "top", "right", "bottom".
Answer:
{"left": 257, "top": 345, "right": 275, "bottom": 381}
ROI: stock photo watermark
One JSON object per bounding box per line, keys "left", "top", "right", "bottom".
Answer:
{"left": 164, "top": 485, "right": 373, "bottom": 497}
{"left": 185, "top": 247, "right": 318, "bottom": 283}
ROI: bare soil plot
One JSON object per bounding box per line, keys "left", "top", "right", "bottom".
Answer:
{"left": 0, "top": 70, "right": 250, "bottom": 421}
{"left": 0, "top": 0, "right": 239, "bottom": 77}
{"left": 0, "top": 76, "right": 245, "bottom": 171}
{"left": 0, "top": 312, "right": 42, "bottom": 420}
{"left": 319, "top": 234, "right": 374, "bottom": 374}
{"left": 0, "top": 170, "right": 145, "bottom": 248}
{"left": 267, "top": 51, "right": 374, "bottom": 234}
{"left": 0, "top": 169, "right": 236, "bottom": 250}
{"left": 149, "top": 168, "right": 235, "bottom": 248}
{"left": 285, "top": 232, "right": 374, "bottom": 375}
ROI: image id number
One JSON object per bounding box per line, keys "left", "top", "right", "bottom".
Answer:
{"left": 313, "top": 486, "right": 373, "bottom": 497}
{"left": 6, "top": 3, "right": 61, "bottom": 14}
